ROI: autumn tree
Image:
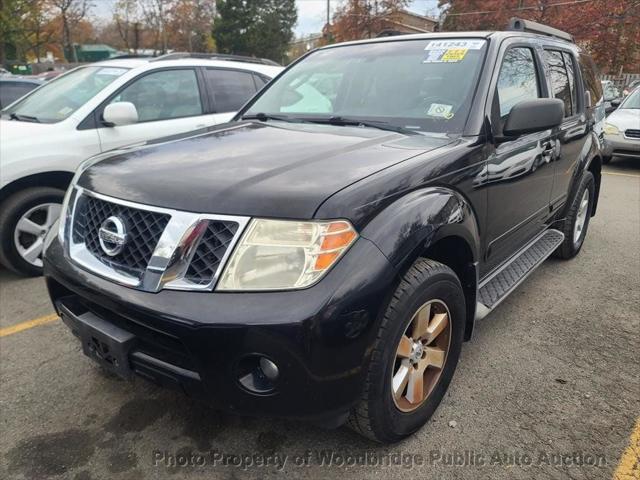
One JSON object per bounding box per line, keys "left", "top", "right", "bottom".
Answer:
{"left": 213, "top": 0, "right": 297, "bottom": 62}
{"left": 330, "top": 0, "right": 409, "bottom": 42}
{"left": 439, "top": 0, "right": 640, "bottom": 73}
{"left": 50, "top": 0, "right": 91, "bottom": 61}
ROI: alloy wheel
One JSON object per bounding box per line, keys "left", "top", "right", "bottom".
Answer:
{"left": 391, "top": 299, "right": 451, "bottom": 412}
{"left": 13, "top": 203, "right": 61, "bottom": 268}
{"left": 573, "top": 189, "right": 589, "bottom": 245}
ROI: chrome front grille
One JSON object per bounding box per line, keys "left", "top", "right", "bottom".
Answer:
{"left": 73, "top": 195, "right": 170, "bottom": 277}
{"left": 624, "top": 129, "right": 640, "bottom": 139}
{"left": 66, "top": 188, "right": 249, "bottom": 292}
{"left": 184, "top": 221, "right": 239, "bottom": 285}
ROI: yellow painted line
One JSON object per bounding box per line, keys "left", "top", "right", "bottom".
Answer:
{"left": 613, "top": 417, "right": 640, "bottom": 480}
{"left": 602, "top": 171, "right": 640, "bottom": 179}
{"left": 0, "top": 314, "right": 59, "bottom": 338}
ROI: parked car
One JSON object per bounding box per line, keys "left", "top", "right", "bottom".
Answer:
{"left": 0, "top": 54, "right": 282, "bottom": 275}
{"left": 0, "top": 67, "right": 11, "bottom": 77}
{"left": 0, "top": 78, "right": 43, "bottom": 109}
{"left": 601, "top": 79, "right": 622, "bottom": 115}
{"left": 603, "top": 86, "right": 640, "bottom": 162}
{"left": 44, "top": 19, "right": 603, "bottom": 443}
{"left": 622, "top": 79, "right": 640, "bottom": 97}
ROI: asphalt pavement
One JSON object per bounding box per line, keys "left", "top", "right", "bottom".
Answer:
{"left": 1, "top": 158, "right": 639, "bottom": 480}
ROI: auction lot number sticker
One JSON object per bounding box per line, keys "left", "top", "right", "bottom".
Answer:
{"left": 423, "top": 39, "right": 485, "bottom": 63}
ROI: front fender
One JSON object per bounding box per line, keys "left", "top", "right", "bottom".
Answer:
{"left": 359, "top": 187, "right": 481, "bottom": 268}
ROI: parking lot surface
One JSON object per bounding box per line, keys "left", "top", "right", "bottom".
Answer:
{"left": 1, "top": 159, "right": 639, "bottom": 480}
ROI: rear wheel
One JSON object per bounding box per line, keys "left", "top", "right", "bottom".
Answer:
{"left": 0, "top": 187, "right": 65, "bottom": 276}
{"left": 348, "top": 258, "right": 465, "bottom": 443}
{"left": 554, "top": 171, "right": 595, "bottom": 259}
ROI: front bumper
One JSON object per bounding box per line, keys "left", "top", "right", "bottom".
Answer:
{"left": 603, "top": 133, "right": 640, "bottom": 158}
{"left": 44, "top": 234, "right": 398, "bottom": 423}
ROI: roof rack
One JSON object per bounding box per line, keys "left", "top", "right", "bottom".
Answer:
{"left": 507, "top": 17, "right": 573, "bottom": 42}
{"left": 150, "top": 52, "right": 281, "bottom": 66}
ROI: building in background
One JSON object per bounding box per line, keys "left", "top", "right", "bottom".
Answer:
{"left": 378, "top": 10, "right": 438, "bottom": 36}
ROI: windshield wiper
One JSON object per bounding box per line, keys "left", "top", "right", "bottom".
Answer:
{"left": 242, "top": 112, "right": 305, "bottom": 123}
{"left": 309, "top": 116, "right": 420, "bottom": 136}
{"left": 9, "top": 112, "right": 41, "bottom": 123}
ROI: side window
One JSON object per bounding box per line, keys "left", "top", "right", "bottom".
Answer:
{"left": 204, "top": 69, "right": 257, "bottom": 113}
{"left": 496, "top": 47, "right": 540, "bottom": 118}
{"left": 109, "top": 69, "right": 202, "bottom": 122}
{"left": 544, "top": 50, "right": 572, "bottom": 117}
{"left": 578, "top": 53, "right": 602, "bottom": 104}
{"left": 562, "top": 52, "right": 580, "bottom": 114}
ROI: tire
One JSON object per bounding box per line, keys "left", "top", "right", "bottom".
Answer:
{"left": 554, "top": 171, "right": 595, "bottom": 260}
{"left": 347, "top": 258, "right": 465, "bottom": 443}
{"left": 0, "top": 187, "right": 65, "bottom": 276}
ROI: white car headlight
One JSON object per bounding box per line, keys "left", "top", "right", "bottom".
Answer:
{"left": 217, "top": 219, "right": 357, "bottom": 291}
{"left": 604, "top": 123, "right": 619, "bottom": 135}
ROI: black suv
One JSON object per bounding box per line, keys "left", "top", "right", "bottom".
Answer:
{"left": 44, "top": 19, "right": 604, "bottom": 443}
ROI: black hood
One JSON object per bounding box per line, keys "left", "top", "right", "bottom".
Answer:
{"left": 79, "top": 122, "right": 452, "bottom": 219}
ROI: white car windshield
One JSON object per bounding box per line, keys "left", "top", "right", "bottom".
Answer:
{"left": 620, "top": 88, "right": 640, "bottom": 109}
{"left": 2, "top": 66, "right": 128, "bottom": 123}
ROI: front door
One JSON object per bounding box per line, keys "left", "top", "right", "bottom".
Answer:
{"left": 96, "top": 68, "right": 217, "bottom": 152}
{"left": 483, "top": 44, "right": 556, "bottom": 275}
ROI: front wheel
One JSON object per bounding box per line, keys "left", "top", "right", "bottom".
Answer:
{"left": 348, "top": 258, "right": 465, "bottom": 443}
{"left": 0, "top": 187, "right": 65, "bottom": 276}
{"left": 554, "top": 171, "right": 595, "bottom": 259}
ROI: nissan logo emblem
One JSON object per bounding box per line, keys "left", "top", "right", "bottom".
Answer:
{"left": 98, "top": 216, "right": 128, "bottom": 256}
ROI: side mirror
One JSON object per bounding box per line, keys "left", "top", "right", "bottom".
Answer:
{"left": 610, "top": 99, "right": 621, "bottom": 108}
{"left": 501, "top": 98, "right": 564, "bottom": 140}
{"left": 103, "top": 102, "right": 138, "bottom": 126}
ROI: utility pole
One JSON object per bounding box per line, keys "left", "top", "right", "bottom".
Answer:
{"left": 327, "top": 0, "right": 330, "bottom": 27}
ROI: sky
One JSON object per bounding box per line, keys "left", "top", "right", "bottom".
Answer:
{"left": 91, "top": 0, "right": 441, "bottom": 37}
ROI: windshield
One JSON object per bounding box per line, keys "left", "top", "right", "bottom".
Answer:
{"left": 620, "top": 88, "right": 640, "bottom": 109}
{"left": 2, "top": 66, "right": 128, "bottom": 123}
{"left": 602, "top": 82, "right": 619, "bottom": 101}
{"left": 245, "top": 38, "right": 488, "bottom": 134}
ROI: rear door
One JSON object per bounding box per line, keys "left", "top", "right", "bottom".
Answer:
{"left": 201, "top": 68, "right": 261, "bottom": 123}
{"left": 542, "top": 48, "right": 590, "bottom": 211}
{"left": 483, "top": 42, "right": 556, "bottom": 274}
{"left": 96, "top": 68, "right": 211, "bottom": 152}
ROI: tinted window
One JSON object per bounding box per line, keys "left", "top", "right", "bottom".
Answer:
{"left": 497, "top": 47, "right": 540, "bottom": 118}
{"left": 562, "top": 52, "right": 580, "bottom": 114}
{"left": 0, "top": 82, "right": 37, "bottom": 108}
{"left": 578, "top": 53, "right": 602, "bottom": 104}
{"left": 545, "top": 50, "right": 572, "bottom": 117}
{"left": 205, "top": 69, "right": 257, "bottom": 113}
{"left": 110, "top": 69, "right": 202, "bottom": 122}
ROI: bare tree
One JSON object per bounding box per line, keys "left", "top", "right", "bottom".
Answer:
{"left": 51, "top": 0, "right": 91, "bottom": 61}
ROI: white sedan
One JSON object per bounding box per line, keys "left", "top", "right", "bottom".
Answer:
{"left": 603, "top": 87, "right": 640, "bottom": 163}
{"left": 0, "top": 55, "right": 282, "bottom": 275}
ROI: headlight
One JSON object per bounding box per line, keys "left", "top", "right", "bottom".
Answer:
{"left": 604, "top": 123, "right": 619, "bottom": 135}
{"left": 217, "top": 219, "right": 357, "bottom": 291}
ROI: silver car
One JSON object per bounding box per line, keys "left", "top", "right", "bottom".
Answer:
{"left": 603, "top": 87, "right": 640, "bottom": 163}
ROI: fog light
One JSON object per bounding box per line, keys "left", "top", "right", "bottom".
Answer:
{"left": 237, "top": 355, "right": 279, "bottom": 394}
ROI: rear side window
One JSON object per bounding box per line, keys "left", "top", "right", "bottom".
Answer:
{"left": 544, "top": 50, "right": 573, "bottom": 117}
{"left": 496, "top": 47, "right": 540, "bottom": 118}
{"left": 578, "top": 53, "right": 602, "bottom": 104}
{"left": 204, "top": 69, "right": 258, "bottom": 113}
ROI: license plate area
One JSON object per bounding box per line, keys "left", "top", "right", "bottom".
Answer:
{"left": 58, "top": 300, "right": 136, "bottom": 379}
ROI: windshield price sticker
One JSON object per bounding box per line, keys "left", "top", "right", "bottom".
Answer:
{"left": 425, "top": 39, "right": 485, "bottom": 50}
{"left": 423, "top": 47, "right": 468, "bottom": 63}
